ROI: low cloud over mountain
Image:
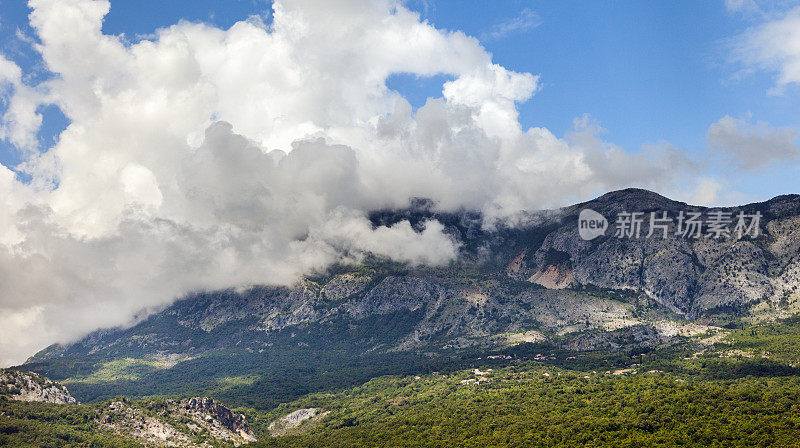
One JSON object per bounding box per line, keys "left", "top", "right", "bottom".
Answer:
{"left": 0, "top": 0, "right": 790, "bottom": 365}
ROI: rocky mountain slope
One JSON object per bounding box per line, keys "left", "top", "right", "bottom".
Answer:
{"left": 19, "top": 189, "right": 800, "bottom": 404}
{"left": 99, "top": 397, "right": 256, "bottom": 447}
{"left": 0, "top": 369, "right": 77, "bottom": 404}
{"left": 513, "top": 189, "right": 800, "bottom": 319}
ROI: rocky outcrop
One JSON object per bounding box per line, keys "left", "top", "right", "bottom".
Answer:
{"left": 0, "top": 369, "right": 77, "bottom": 404}
{"left": 182, "top": 397, "right": 255, "bottom": 442}
{"left": 268, "top": 408, "right": 325, "bottom": 436}
{"left": 98, "top": 397, "right": 255, "bottom": 447}
{"left": 100, "top": 400, "right": 193, "bottom": 447}
{"left": 528, "top": 264, "right": 574, "bottom": 289}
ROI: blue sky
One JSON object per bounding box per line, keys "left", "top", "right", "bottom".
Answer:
{"left": 1, "top": 0, "right": 799, "bottom": 201}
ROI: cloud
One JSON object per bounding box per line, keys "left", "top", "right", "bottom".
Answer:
{"left": 0, "top": 56, "right": 44, "bottom": 149}
{"left": 725, "top": 0, "right": 763, "bottom": 15}
{"left": 707, "top": 115, "right": 800, "bottom": 169}
{"left": 730, "top": 6, "right": 800, "bottom": 93}
{"left": 0, "top": 0, "right": 699, "bottom": 365}
{"left": 687, "top": 178, "right": 725, "bottom": 206}
{"left": 481, "top": 8, "right": 542, "bottom": 41}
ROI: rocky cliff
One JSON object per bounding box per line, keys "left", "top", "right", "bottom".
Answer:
{"left": 0, "top": 369, "right": 77, "bottom": 404}
{"left": 99, "top": 397, "right": 256, "bottom": 447}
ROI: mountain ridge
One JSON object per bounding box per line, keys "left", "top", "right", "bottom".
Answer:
{"left": 18, "top": 188, "right": 800, "bottom": 405}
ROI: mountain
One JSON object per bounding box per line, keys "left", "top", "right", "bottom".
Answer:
{"left": 7, "top": 316, "right": 800, "bottom": 447}
{"left": 504, "top": 190, "right": 799, "bottom": 320}
{"left": 18, "top": 189, "right": 800, "bottom": 406}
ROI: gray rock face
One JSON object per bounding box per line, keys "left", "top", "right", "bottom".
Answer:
{"left": 182, "top": 397, "right": 255, "bottom": 443}
{"left": 183, "top": 397, "right": 253, "bottom": 437}
{"left": 0, "top": 369, "right": 77, "bottom": 404}
{"left": 267, "top": 408, "right": 320, "bottom": 436}
{"left": 99, "top": 397, "right": 256, "bottom": 446}
{"left": 343, "top": 275, "right": 433, "bottom": 319}
{"left": 321, "top": 272, "right": 373, "bottom": 301}
{"left": 515, "top": 189, "right": 800, "bottom": 318}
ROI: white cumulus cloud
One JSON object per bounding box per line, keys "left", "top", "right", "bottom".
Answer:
{"left": 730, "top": 5, "right": 800, "bottom": 93}
{"left": 707, "top": 115, "right": 800, "bottom": 169}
